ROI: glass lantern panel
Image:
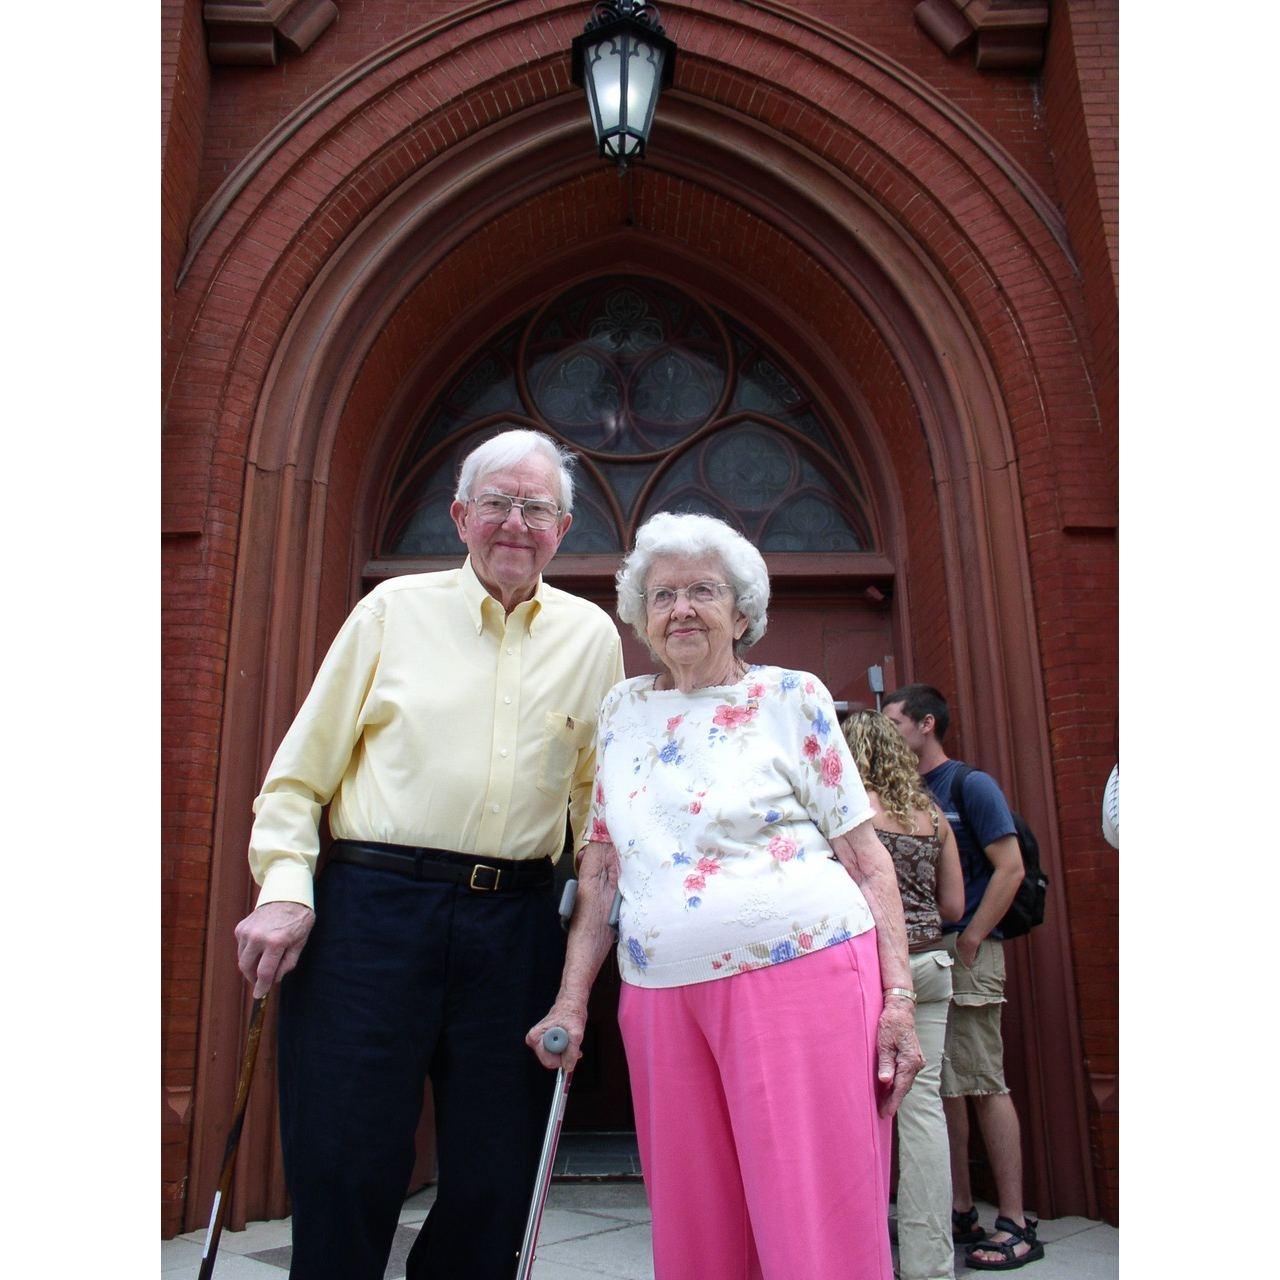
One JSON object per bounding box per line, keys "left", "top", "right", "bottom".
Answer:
{"left": 586, "top": 38, "right": 624, "bottom": 135}
{"left": 626, "top": 41, "right": 662, "bottom": 133}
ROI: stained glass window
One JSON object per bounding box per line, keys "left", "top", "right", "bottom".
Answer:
{"left": 379, "top": 276, "right": 874, "bottom": 556}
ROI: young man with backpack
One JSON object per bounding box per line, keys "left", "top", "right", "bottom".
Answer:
{"left": 882, "top": 685, "right": 1044, "bottom": 1271}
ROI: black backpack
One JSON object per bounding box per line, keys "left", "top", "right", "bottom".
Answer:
{"left": 950, "top": 764, "right": 1048, "bottom": 939}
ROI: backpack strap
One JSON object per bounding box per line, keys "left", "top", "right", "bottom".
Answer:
{"left": 949, "top": 763, "right": 975, "bottom": 832}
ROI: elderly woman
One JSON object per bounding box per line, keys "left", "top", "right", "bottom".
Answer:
{"left": 843, "top": 710, "right": 964, "bottom": 1280}
{"left": 528, "top": 512, "right": 923, "bottom": 1280}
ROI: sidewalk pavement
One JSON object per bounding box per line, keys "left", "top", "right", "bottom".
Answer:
{"left": 161, "top": 1185, "right": 1117, "bottom": 1278}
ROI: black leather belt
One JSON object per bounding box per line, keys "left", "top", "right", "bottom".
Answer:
{"left": 328, "top": 839, "right": 552, "bottom": 893}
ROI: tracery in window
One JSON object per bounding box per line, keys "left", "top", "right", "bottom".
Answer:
{"left": 379, "top": 276, "right": 874, "bottom": 557}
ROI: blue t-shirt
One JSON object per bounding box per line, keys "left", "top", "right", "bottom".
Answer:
{"left": 922, "top": 759, "right": 1017, "bottom": 937}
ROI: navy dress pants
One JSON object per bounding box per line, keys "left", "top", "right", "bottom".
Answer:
{"left": 277, "top": 862, "right": 566, "bottom": 1280}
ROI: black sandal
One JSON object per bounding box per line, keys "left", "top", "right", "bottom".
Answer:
{"left": 964, "top": 1215, "right": 1045, "bottom": 1270}
{"left": 951, "top": 1206, "right": 985, "bottom": 1245}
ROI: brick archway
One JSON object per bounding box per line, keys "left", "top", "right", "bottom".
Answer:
{"left": 167, "top": 0, "right": 1108, "bottom": 1231}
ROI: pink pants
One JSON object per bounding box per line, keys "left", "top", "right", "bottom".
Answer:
{"left": 618, "top": 931, "right": 893, "bottom": 1280}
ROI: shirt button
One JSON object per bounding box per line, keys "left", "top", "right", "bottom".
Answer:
{"left": 507, "top": 647, "right": 514, "bottom": 655}
{"left": 500, "top": 749, "right": 509, "bottom": 758}
{"left": 491, "top": 804, "right": 501, "bottom": 813}
{"left": 504, "top": 695, "right": 512, "bottom": 705}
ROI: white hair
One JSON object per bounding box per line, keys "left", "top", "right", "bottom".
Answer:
{"left": 454, "top": 429, "right": 577, "bottom": 513}
{"left": 616, "top": 512, "right": 771, "bottom": 652}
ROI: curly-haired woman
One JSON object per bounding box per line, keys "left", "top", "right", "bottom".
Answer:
{"left": 843, "top": 709, "right": 965, "bottom": 1280}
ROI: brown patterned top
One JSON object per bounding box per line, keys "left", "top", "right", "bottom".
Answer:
{"left": 875, "top": 824, "right": 943, "bottom": 951}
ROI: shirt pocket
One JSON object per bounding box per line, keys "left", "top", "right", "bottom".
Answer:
{"left": 536, "top": 711, "right": 594, "bottom": 797}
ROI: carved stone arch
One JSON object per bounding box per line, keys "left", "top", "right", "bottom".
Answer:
{"left": 178, "top": 0, "right": 1104, "bottom": 1230}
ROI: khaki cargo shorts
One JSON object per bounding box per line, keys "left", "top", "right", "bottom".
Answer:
{"left": 940, "top": 935, "right": 1009, "bottom": 1097}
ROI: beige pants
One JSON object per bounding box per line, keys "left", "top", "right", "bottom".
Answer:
{"left": 940, "top": 935, "right": 1009, "bottom": 1097}
{"left": 895, "top": 948, "right": 956, "bottom": 1280}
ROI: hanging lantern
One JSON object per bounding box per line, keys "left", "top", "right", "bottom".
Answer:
{"left": 571, "top": 2, "right": 678, "bottom": 170}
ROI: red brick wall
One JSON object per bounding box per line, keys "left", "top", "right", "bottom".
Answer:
{"left": 162, "top": 0, "right": 1117, "bottom": 1232}
{"left": 1039, "top": 0, "right": 1119, "bottom": 1223}
{"left": 162, "top": 0, "right": 211, "bottom": 400}
{"left": 1043, "top": 0, "right": 1118, "bottom": 444}
{"left": 191, "top": 2, "right": 1061, "bottom": 216}
{"left": 161, "top": 0, "right": 216, "bottom": 1239}
{"left": 196, "top": 2, "right": 450, "bottom": 208}
{"left": 795, "top": 2, "right": 1059, "bottom": 196}
{"left": 161, "top": 533, "right": 231, "bottom": 1236}
{"left": 1030, "top": 531, "right": 1120, "bottom": 1207}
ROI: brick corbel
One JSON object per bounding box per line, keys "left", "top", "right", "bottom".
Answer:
{"left": 914, "top": 0, "right": 1049, "bottom": 71}
{"left": 203, "top": 0, "right": 338, "bottom": 67}
{"left": 1087, "top": 1071, "right": 1118, "bottom": 1113}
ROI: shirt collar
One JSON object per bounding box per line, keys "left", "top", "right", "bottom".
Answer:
{"left": 459, "top": 557, "right": 546, "bottom": 635}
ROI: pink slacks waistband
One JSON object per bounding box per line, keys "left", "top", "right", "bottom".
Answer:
{"left": 618, "top": 931, "right": 893, "bottom": 1280}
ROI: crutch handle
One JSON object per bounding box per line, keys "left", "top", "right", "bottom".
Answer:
{"left": 557, "top": 879, "right": 577, "bottom": 932}
{"left": 542, "top": 1026, "right": 570, "bottom": 1055}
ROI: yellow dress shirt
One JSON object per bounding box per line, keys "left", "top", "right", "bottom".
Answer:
{"left": 249, "top": 558, "right": 625, "bottom": 909}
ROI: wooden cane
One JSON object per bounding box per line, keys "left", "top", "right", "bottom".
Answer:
{"left": 197, "top": 993, "right": 270, "bottom": 1280}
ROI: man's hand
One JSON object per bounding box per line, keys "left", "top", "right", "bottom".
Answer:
{"left": 525, "top": 1001, "right": 587, "bottom": 1071}
{"left": 875, "top": 998, "right": 925, "bottom": 1118}
{"left": 957, "top": 833, "right": 1021, "bottom": 961}
{"left": 235, "top": 901, "right": 316, "bottom": 998}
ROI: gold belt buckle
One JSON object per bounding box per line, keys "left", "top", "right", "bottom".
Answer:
{"left": 469, "top": 863, "right": 502, "bottom": 892}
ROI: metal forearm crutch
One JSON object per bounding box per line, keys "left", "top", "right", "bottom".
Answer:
{"left": 516, "top": 886, "right": 622, "bottom": 1279}
{"left": 198, "top": 993, "right": 270, "bottom": 1280}
{"left": 515, "top": 1024, "right": 574, "bottom": 1280}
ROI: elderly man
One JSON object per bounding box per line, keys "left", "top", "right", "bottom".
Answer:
{"left": 234, "top": 430, "right": 624, "bottom": 1280}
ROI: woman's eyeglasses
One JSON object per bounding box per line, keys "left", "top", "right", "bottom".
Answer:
{"left": 643, "top": 582, "right": 731, "bottom": 612}
{"left": 470, "top": 491, "right": 562, "bottom": 531}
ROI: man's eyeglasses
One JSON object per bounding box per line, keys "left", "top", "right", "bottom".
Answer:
{"left": 643, "top": 581, "right": 731, "bottom": 612}
{"left": 470, "top": 491, "right": 562, "bottom": 531}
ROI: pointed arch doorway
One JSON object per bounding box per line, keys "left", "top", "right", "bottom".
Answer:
{"left": 366, "top": 274, "right": 902, "bottom": 1140}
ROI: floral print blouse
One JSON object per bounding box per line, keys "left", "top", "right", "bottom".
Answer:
{"left": 587, "top": 666, "right": 876, "bottom": 988}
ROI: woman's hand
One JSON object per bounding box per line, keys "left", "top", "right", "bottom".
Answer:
{"left": 525, "top": 1000, "right": 588, "bottom": 1071}
{"left": 525, "top": 840, "right": 621, "bottom": 1071}
{"left": 876, "top": 995, "right": 924, "bottom": 1118}
{"left": 830, "top": 820, "right": 924, "bottom": 1115}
